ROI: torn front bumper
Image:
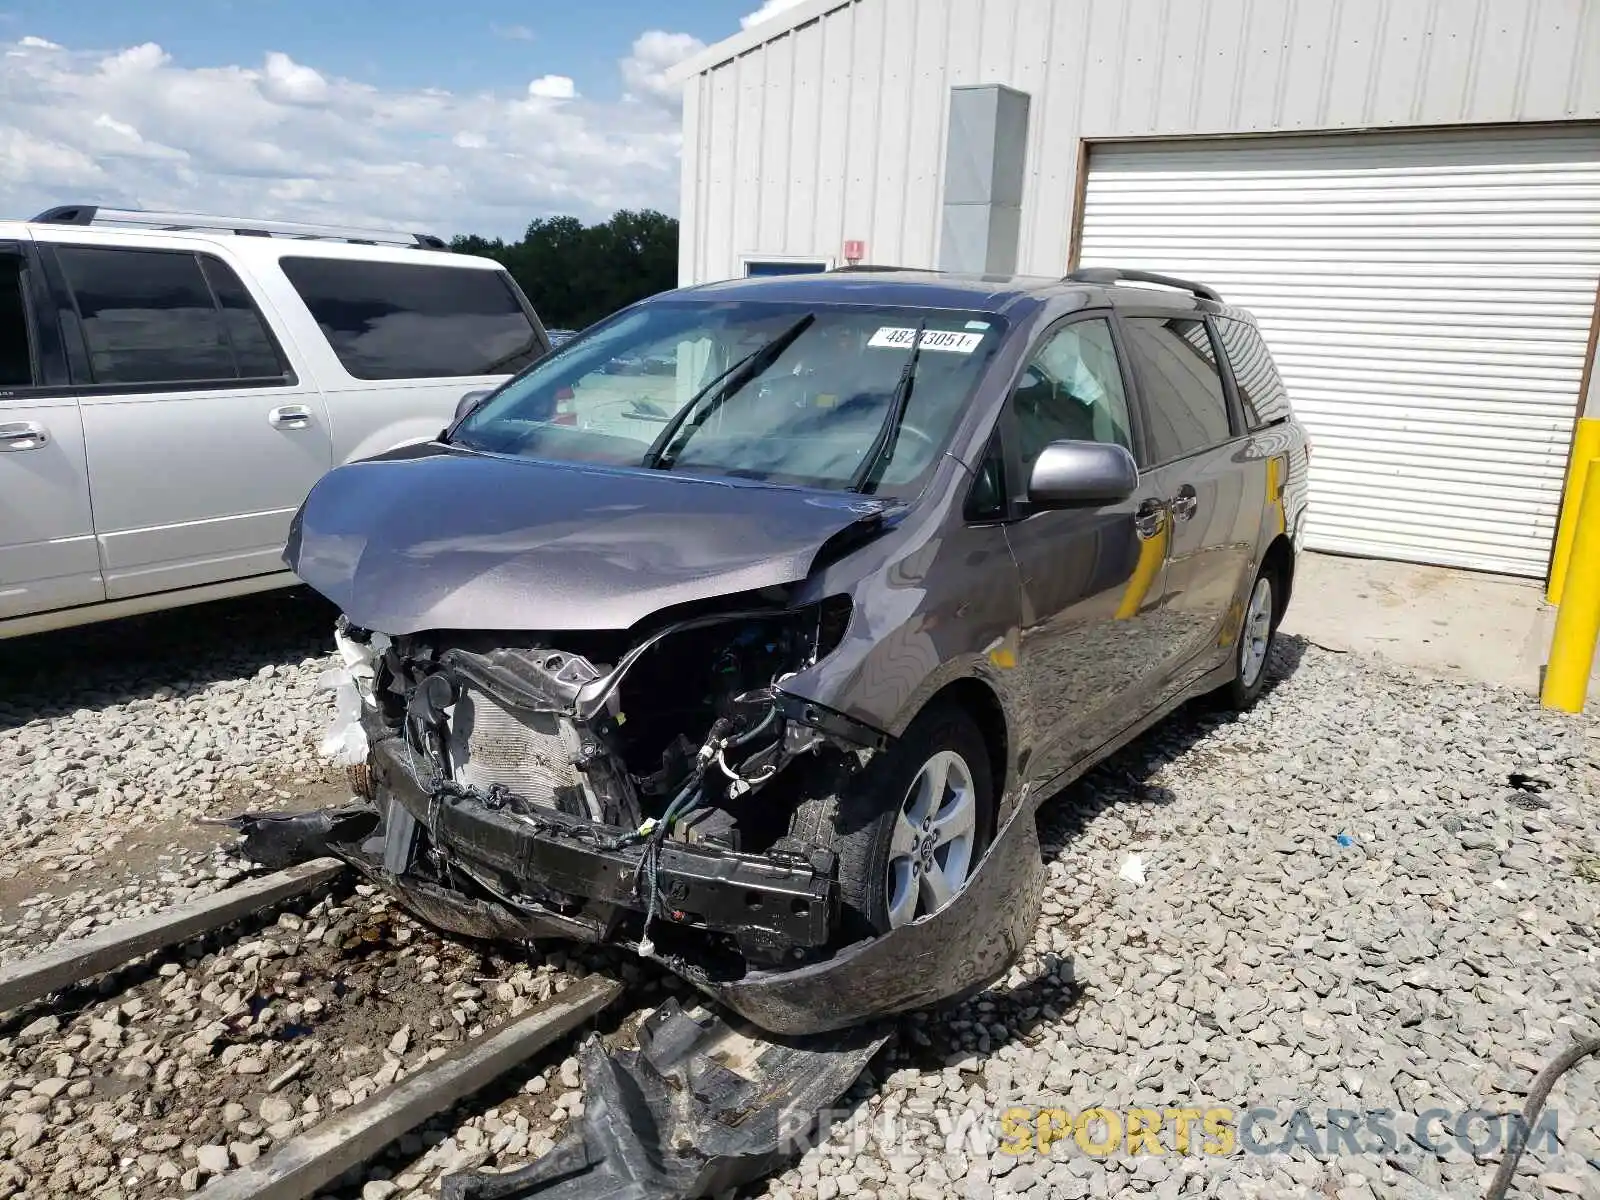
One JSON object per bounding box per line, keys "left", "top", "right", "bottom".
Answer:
{"left": 224, "top": 779, "right": 1044, "bottom": 1039}
{"left": 386, "top": 714, "right": 1047, "bottom": 1038}
{"left": 370, "top": 736, "right": 838, "bottom": 965}
{"left": 698, "top": 799, "right": 1044, "bottom": 1035}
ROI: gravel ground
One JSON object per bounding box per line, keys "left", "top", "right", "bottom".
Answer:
{"left": 1, "top": 592, "right": 1598, "bottom": 1200}
{"left": 767, "top": 640, "right": 1600, "bottom": 1200}
{"left": 0, "top": 589, "right": 344, "bottom": 953}
{"left": 0, "top": 884, "right": 653, "bottom": 1199}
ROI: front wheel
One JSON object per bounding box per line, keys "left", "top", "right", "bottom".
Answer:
{"left": 787, "top": 700, "right": 995, "bottom": 937}
{"left": 1218, "top": 567, "right": 1277, "bottom": 710}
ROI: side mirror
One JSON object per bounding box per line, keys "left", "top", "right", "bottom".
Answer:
{"left": 1027, "top": 440, "right": 1139, "bottom": 508}
{"left": 454, "top": 387, "right": 494, "bottom": 424}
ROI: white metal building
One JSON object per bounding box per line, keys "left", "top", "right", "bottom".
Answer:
{"left": 673, "top": 0, "right": 1600, "bottom": 578}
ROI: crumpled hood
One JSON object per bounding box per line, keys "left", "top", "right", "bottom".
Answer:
{"left": 285, "top": 447, "right": 894, "bottom": 634}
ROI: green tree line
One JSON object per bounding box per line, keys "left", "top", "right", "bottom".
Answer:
{"left": 452, "top": 210, "right": 678, "bottom": 333}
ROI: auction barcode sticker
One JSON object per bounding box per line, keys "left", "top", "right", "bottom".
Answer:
{"left": 868, "top": 327, "right": 984, "bottom": 354}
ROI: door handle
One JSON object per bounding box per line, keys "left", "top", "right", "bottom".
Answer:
{"left": 268, "top": 405, "right": 313, "bottom": 430}
{"left": 1170, "top": 485, "right": 1199, "bottom": 521}
{"left": 0, "top": 421, "right": 48, "bottom": 451}
{"left": 1134, "top": 497, "right": 1167, "bottom": 541}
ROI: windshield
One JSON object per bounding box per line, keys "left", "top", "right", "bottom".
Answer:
{"left": 449, "top": 300, "right": 1007, "bottom": 494}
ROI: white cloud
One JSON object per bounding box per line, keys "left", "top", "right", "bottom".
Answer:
{"left": 0, "top": 37, "right": 684, "bottom": 238}
{"left": 620, "top": 30, "right": 706, "bottom": 107}
{"left": 527, "top": 74, "right": 576, "bottom": 101}
{"left": 741, "top": 0, "right": 809, "bottom": 29}
{"left": 492, "top": 23, "right": 536, "bottom": 42}
{"left": 261, "top": 51, "right": 328, "bottom": 104}
{"left": 100, "top": 42, "right": 168, "bottom": 73}
{"left": 0, "top": 128, "right": 104, "bottom": 189}
{"left": 92, "top": 113, "right": 141, "bottom": 141}
{"left": 17, "top": 36, "right": 61, "bottom": 50}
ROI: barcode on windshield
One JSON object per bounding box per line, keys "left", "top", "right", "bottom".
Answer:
{"left": 868, "top": 327, "right": 984, "bottom": 354}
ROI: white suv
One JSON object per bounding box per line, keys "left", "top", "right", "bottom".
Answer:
{"left": 0, "top": 204, "right": 552, "bottom": 637}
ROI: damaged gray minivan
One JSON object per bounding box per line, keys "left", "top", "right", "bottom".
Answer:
{"left": 243, "top": 266, "right": 1309, "bottom": 1036}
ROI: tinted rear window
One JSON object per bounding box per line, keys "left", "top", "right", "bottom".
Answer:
{"left": 200, "top": 257, "right": 286, "bottom": 379}
{"left": 0, "top": 256, "right": 34, "bottom": 387}
{"left": 1214, "top": 317, "right": 1292, "bottom": 430}
{"left": 280, "top": 257, "right": 542, "bottom": 380}
{"left": 58, "top": 246, "right": 234, "bottom": 385}
{"left": 55, "top": 246, "right": 290, "bottom": 387}
{"left": 1123, "top": 316, "right": 1233, "bottom": 463}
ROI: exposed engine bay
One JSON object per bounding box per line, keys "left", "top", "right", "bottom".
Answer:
{"left": 250, "top": 598, "right": 891, "bottom": 976}
{"left": 392, "top": 596, "right": 856, "bottom": 841}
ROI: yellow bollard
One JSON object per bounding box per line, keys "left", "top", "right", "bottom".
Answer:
{"left": 1549, "top": 417, "right": 1600, "bottom": 606}
{"left": 1543, "top": 455, "right": 1600, "bottom": 712}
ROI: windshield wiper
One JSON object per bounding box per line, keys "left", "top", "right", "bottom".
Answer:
{"left": 850, "top": 320, "right": 927, "bottom": 493}
{"left": 641, "top": 313, "right": 816, "bottom": 471}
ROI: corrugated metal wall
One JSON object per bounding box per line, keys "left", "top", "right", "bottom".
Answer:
{"left": 680, "top": 0, "right": 1600, "bottom": 284}
{"left": 1079, "top": 127, "right": 1600, "bottom": 576}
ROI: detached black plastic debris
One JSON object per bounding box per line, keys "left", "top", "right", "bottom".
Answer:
{"left": 202, "top": 806, "right": 379, "bottom": 870}
{"left": 440, "top": 999, "right": 890, "bottom": 1200}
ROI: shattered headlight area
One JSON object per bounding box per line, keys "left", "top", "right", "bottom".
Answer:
{"left": 245, "top": 598, "right": 884, "bottom": 979}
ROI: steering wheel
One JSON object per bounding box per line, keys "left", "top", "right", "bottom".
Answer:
{"left": 896, "top": 422, "right": 937, "bottom": 452}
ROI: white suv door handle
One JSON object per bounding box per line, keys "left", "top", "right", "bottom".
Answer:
{"left": 0, "top": 421, "right": 48, "bottom": 451}
{"left": 268, "top": 405, "right": 313, "bottom": 430}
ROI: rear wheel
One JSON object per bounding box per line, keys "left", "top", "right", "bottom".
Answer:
{"left": 1218, "top": 567, "right": 1277, "bottom": 710}
{"left": 788, "top": 700, "right": 995, "bottom": 937}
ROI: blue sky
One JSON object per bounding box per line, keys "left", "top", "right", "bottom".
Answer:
{"left": 0, "top": 0, "right": 755, "bottom": 98}
{"left": 0, "top": 1, "right": 805, "bottom": 237}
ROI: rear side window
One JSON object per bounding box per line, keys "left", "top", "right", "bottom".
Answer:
{"left": 59, "top": 247, "right": 230, "bottom": 385}
{"left": 200, "top": 258, "right": 285, "bottom": 379}
{"left": 54, "top": 246, "right": 287, "bottom": 387}
{"left": 280, "top": 258, "right": 542, "bottom": 380}
{"left": 1214, "top": 317, "right": 1292, "bottom": 430}
{"left": 1123, "top": 316, "right": 1232, "bottom": 464}
{"left": 0, "top": 254, "right": 35, "bottom": 388}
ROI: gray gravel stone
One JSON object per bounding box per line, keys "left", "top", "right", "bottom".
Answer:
{"left": 0, "top": 594, "right": 342, "bottom": 960}
{"left": 3, "top": 603, "right": 1598, "bottom": 1200}
{"left": 194, "top": 1144, "right": 230, "bottom": 1175}
{"left": 762, "top": 638, "right": 1600, "bottom": 1197}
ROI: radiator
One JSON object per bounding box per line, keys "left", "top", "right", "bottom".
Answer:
{"left": 446, "top": 689, "right": 584, "bottom": 806}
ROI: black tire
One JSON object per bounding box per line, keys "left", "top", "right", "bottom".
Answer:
{"left": 788, "top": 699, "right": 995, "bottom": 938}
{"left": 1217, "top": 561, "right": 1281, "bottom": 711}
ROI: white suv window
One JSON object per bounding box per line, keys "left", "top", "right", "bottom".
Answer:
{"left": 56, "top": 245, "right": 288, "bottom": 387}
{"left": 0, "top": 253, "right": 34, "bottom": 388}
{"left": 279, "top": 257, "right": 543, "bottom": 380}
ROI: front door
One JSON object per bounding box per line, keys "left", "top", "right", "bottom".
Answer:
{"left": 0, "top": 238, "right": 103, "bottom": 620}
{"left": 39, "top": 240, "right": 332, "bottom": 599}
{"left": 1119, "top": 313, "right": 1258, "bottom": 691}
{"left": 1000, "top": 313, "right": 1174, "bottom": 789}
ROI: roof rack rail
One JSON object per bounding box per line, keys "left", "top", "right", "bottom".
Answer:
{"left": 1063, "top": 266, "right": 1222, "bottom": 304}
{"left": 829, "top": 263, "right": 937, "bottom": 273}
{"left": 30, "top": 205, "right": 448, "bottom": 250}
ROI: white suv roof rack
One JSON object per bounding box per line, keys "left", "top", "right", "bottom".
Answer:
{"left": 30, "top": 204, "right": 449, "bottom": 250}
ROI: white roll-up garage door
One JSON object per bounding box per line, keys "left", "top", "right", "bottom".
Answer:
{"left": 1079, "top": 127, "right": 1600, "bottom": 577}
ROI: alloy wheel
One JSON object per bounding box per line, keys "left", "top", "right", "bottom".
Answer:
{"left": 885, "top": 749, "right": 977, "bottom": 928}
{"left": 1240, "top": 575, "right": 1274, "bottom": 688}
